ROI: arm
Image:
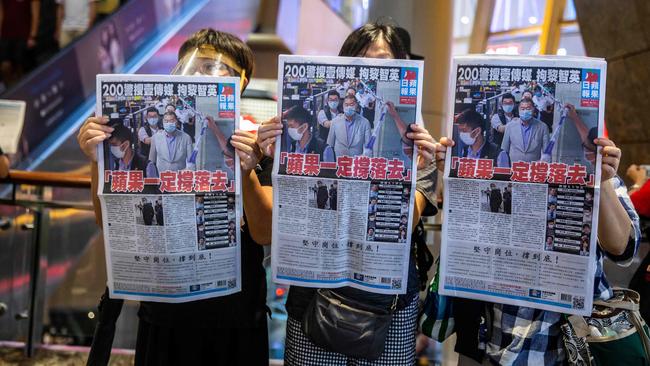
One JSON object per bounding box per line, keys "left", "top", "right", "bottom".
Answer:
{"left": 242, "top": 171, "right": 273, "bottom": 245}
{"left": 88, "top": 0, "right": 96, "bottom": 27}
{"left": 598, "top": 178, "right": 635, "bottom": 256}
{"left": 29, "top": 0, "right": 40, "bottom": 45}
{"left": 596, "top": 138, "right": 639, "bottom": 257}
{"left": 0, "top": 154, "right": 10, "bottom": 179}
{"left": 148, "top": 135, "right": 157, "bottom": 163}
{"left": 500, "top": 124, "right": 510, "bottom": 154}
{"left": 91, "top": 161, "right": 102, "bottom": 225}
{"left": 231, "top": 130, "right": 272, "bottom": 245}
{"left": 326, "top": 120, "right": 335, "bottom": 147}
{"left": 55, "top": 2, "right": 63, "bottom": 41}
{"left": 206, "top": 116, "right": 229, "bottom": 151}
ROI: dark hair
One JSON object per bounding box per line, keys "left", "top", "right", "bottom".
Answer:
{"left": 339, "top": 22, "right": 407, "bottom": 59}
{"left": 457, "top": 108, "right": 485, "bottom": 132}
{"left": 327, "top": 90, "right": 340, "bottom": 99}
{"left": 501, "top": 93, "right": 515, "bottom": 103}
{"left": 343, "top": 94, "right": 357, "bottom": 104}
{"left": 163, "top": 111, "right": 178, "bottom": 120}
{"left": 178, "top": 28, "right": 254, "bottom": 90}
{"left": 110, "top": 124, "right": 134, "bottom": 144}
{"left": 285, "top": 106, "right": 310, "bottom": 125}
{"left": 519, "top": 97, "right": 534, "bottom": 108}
{"left": 146, "top": 107, "right": 159, "bottom": 115}
{"left": 534, "top": 85, "right": 542, "bottom": 92}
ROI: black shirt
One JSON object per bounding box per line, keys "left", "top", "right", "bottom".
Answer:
{"left": 137, "top": 157, "right": 273, "bottom": 329}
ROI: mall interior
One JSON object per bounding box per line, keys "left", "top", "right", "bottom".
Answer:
{"left": 0, "top": 0, "right": 649, "bottom": 365}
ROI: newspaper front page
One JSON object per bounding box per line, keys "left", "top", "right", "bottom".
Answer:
{"left": 271, "top": 55, "right": 424, "bottom": 294}
{"left": 439, "top": 56, "right": 606, "bottom": 315}
{"left": 96, "top": 75, "right": 242, "bottom": 303}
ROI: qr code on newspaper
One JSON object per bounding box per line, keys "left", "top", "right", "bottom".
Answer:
{"left": 573, "top": 296, "right": 585, "bottom": 310}
{"left": 391, "top": 279, "right": 402, "bottom": 289}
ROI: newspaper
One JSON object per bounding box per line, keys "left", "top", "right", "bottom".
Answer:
{"left": 271, "top": 55, "right": 424, "bottom": 294}
{"left": 0, "top": 99, "right": 26, "bottom": 154}
{"left": 439, "top": 55, "right": 606, "bottom": 315}
{"left": 96, "top": 75, "right": 242, "bottom": 303}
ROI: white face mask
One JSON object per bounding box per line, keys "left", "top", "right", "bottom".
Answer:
{"left": 110, "top": 144, "right": 125, "bottom": 159}
{"left": 328, "top": 100, "right": 339, "bottom": 110}
{"left": 459, "top": 128, "right": 478, "bottom": 146}
{"left": 147, "top": 117, "right": 158, "bottom": 126}
{"left": 288, "top": 126, "right": 304, "bottom": 141}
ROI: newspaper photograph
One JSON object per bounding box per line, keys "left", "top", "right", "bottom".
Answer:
{"left": 271, "top": 55, "right": 424, "bottom": 294}
{"left": 439, "top": 55, "right": 606, "bottom": 315}
{"left": 96, "top": 74, "right": 242, "bottom": 303}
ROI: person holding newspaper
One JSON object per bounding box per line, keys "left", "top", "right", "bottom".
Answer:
{"left": 257, "top": 22, "right": 438, "bottom": 365}
{"left": 77, "top": 28, "right": 273, "bottom": 366}
{"left": 433, "top": 133, "right": 641, "bottom": 365}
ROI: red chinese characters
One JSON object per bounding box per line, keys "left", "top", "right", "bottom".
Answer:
{"left": 369, "top": 157, "right": 387, "bottom": 180}
{"left": 548, "top": 163, "right": 568, "bottom": 184}
{"left": 194, "top": 170, "right": 212, "bottom": 192}
{"left": 303, "top": 154, "right": 321, "bottom": 176}
{"left": 530, "top": 161, "right": 549, "bottom": 183}
{"left": 386, "top": 158, "right": 405, "bottom": 180}
{"left": 111, "top": 171, "right": 128, "bottom": 192}
{"left": 566, "top": 164, "right": 587, "bottom": 185}
{"left": 457, "top": 158, "right": 477, "bottom": 178}
{"left": 159, "top": 171, "right": 178, "bottom": 192}
{"left": 475, "top": 159, "right": 494, "bottom": 179}
{"left": 211, "top": 170, "right": 228, "bottom": 192}
{"left": 336, "top": 156, "right": 353, "bottom": 178}
{"left": 510, "top": 161, "right": 531, "bottom": 182}
{"left": 177, "top": 170, "right": 194, "bottom": 192}
{"left": 127, "top": 170, "right": 144, "bottom": 192}
{"left": 286, "top": 153, "right": 304, "bottom": 175}
{"left": 353, "top": 156, "right": 370, "bottom": 179}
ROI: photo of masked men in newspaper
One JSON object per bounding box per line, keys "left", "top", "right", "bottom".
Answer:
{"left": 96, "top": 74, "right": 242, "bottom": 303}
{"left": 440, "top": 56, "right": 605, "bottom": 315}
{"left": 271, "top": 55, "right": 423, "bottom": 294}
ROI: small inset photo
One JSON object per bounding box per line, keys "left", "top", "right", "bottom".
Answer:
{"left": 308, "top": 179, "right": 338, "bottom": 210}
{"left": 479, "top": 182, "right": 512, "bottom": 214}
{"left": 135, "top": 196, "right": 164, "bottom": 226}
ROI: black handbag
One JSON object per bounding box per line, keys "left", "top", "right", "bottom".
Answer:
{"left": 302, "top": 288, "right": 397, "bottom": 360}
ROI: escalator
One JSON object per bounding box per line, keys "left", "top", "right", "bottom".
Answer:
{"left": 0, "top": 0, "right": 265, "bottom": 353}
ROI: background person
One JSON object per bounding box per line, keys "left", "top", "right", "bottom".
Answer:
{"left": 326, "top": 94, "right": 372, "bottom": 158}
{"left": 148, "top": 111, "right": 193, "bottom": 173}
{"left": 457, "top": 108, "right": 508, "bottom": 167}
{"left": 317, "top": 90, "right": 342, "bottom": 141}
{"left": 286, "top": 105, "right": 324, "bottom": 158}
{"left": 433, "top": 133, "right": 641, "bottom": 365}
{"left": 77, "top": 28, "right": 273, "bottom": 366}
{"left": 138, "top": 107, "right": 161, "bottom": 158}
{"left": 257, "top": 22, "right": 439, "bottom": 366}
{"left": 489, "top": 92, "right": 517, "bottom": 146}
{"left": 628, "top": 164, "right": 650, "bottom": 218}
{"left": 108, "top": 124, "right": 147, "bottom": 172}
{"left": 316, "top": 181, "right": 328, "bottom": 209}
{"left": 56, "top": 0, "right": 96, "bottom": 48}
{"left": 489, "top": 183, "right": 502, "bottom": 213}
{"left": 501, "top": 97, "right": 549, "bottom": 164}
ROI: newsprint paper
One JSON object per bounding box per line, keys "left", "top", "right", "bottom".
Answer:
{"left": 96, "top": 74, "right": 242, "bottom": 303}
{"left": 440, "top": 55, "right": 606, "bottom": 315}
{"left": 271, "top": 55, "right": 424, "bottom": 294}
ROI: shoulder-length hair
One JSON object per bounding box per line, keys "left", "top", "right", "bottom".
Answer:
{"left": 338, "top": 22, "right": 407, "bottom": 59}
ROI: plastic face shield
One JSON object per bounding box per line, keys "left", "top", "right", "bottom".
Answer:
{"left": 171, "top": 45, "right": 247, "bottom": 90}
